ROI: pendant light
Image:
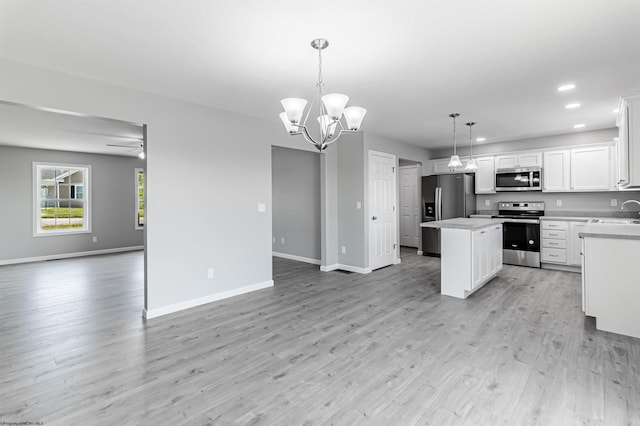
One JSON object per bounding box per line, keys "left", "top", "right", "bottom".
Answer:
{"left": 447, "top": 113, "right": 462, "bottom": 170}
{"left": 464, "top": 122, "right": 478, "bottom": 171}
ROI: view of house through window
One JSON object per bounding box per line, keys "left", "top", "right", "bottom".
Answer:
{"left": 136, "top": 168, "right": 144, "bottom": 228}
{"left": 35, "top": 163, "right": 90, "bottom": 234}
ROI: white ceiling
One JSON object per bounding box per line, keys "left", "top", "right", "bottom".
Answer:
{"left": 1, "top": 0, "right": 639, "bottom": 152}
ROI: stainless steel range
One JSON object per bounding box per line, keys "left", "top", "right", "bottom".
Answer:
{"left": 493, "top": 202, "right": 545, "bottom": 268}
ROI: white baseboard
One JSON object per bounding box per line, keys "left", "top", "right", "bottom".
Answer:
{"left": 272, "top": 252, "right": 321, "bottom": 265}
{"left": 394, "top": 258, "right": 402, "bottom": 265}
{"left": 0, "top": 246, "right": 144, "bottom": 266}
{"left": 320, "top": 263, "right": 340, "bottom": 272}
{"left": 320, "top": 263, "right": 372, "bottom": 274}
{"left": 143, "top": 279, "right": 274, "bottom": 320}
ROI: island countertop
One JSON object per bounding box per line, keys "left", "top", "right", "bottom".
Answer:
{"left": 420, "top": 217, "right": 503, "bottom": 231}
{"left": 579, "top": 222, "right": 640, "bottom": 240}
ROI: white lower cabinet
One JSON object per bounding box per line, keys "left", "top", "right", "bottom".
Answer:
{"left": 441, "top": 224, "right": 503, "bottom": 299}
{"left": 471, "top": 224, "right": 503, "bottom": 291}
{"left": 582, "top": 235, "right": 640, "bottom": 338}
{"left": 541, "top": 219, "right": 587, "bottom": 269}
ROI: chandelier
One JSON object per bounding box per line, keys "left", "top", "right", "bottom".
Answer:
{"left": 279, "top": 39, "right": 367, "bottom": 151}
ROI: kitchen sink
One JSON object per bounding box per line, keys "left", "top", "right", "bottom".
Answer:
{"left": 588, "top": 218, "right": 640, "bottom": 225}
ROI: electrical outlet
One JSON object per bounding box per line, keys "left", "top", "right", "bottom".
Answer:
{"left": 611, "top": 199, "right": 618, "bottom": 207}
{"left": 258, "top": 203, "right": 266, "bottom": 212}
{"left": 356, "top": 201, "right": 362, "bottom": 209}
{"left": 341, "top": 246, "right": 346, "bottom": 254}
{"left": 556, "top": 199, "right": 563, "bottom": 207}
{"left": 484, "top": 200, "right": 490, "bottom": 207}
{"left": 272, "top": 237, "right": 276, "bottom": 244}
{"left": 207, "top": 268, "right": 214, "bottom": 279}
{"left": 281, "top": 237, "right": 285, "bottom": 244}
{"left": 92, "top": 236, "right": 97, "bottom": 243}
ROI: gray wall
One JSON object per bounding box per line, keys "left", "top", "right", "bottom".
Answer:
{"left": 337, "top": 133, "right": 366, "bottom": 267}
{"left": 0, "top": 58, "right": 274, "bottom": 313}
{"left": 431, "top": 128, "right": 618, "bottom": 159}
{"left": 271, "top": 146, "right": 321, "bottom": 261}
{"left": 0, "top": 145, "right": 144, "bottom": 262}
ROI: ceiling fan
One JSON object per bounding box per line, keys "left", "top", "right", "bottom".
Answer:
{"left": 107, "top": 141, "right": 145, "bottom": 159}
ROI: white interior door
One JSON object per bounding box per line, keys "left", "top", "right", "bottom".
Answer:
{"left": 399, "top": 165, "right": 419, "bottom": 248}
{"left": 369, "top": 151, "right": 397, "bottom": 270}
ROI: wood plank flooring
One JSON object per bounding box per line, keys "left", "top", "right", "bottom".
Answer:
{"left": 1, "top": 248, "right": 639, "bottom": 425}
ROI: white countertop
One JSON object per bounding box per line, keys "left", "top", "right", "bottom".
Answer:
{"left": 580, "top": 222, "right": 640, "bottom": 240}
{"left": 420, "top": 218, "right": 503, "bottom": 230}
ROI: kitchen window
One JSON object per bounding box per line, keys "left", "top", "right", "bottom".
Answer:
{"left": 34, "top": 162, "right": 91, "bottom": 235}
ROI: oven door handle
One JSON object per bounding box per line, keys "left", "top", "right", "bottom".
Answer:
{"left": 499, "top": 218, "right": 540, "bottom": 224}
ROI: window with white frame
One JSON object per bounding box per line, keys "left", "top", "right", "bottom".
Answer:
{"left": 34, "top": 163, "right": 91, "bottom": 235}
{"left": 135, "top": 168, "right": 144, "bottom": 229}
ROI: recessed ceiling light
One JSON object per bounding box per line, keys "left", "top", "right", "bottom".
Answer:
{"left": 476, "top": 137, "right": 486, "bottom": 142}
{"left": 613, "top": 108, "right": 620, "bottom": 113}
{"left": 574, "top": 123, "right": 586, "bottom": 129}
{"left": 558, "top": 83, "right": 576, "bottom": 91}
{"left": 565, "top": 103, "right": 581, "bottom": 109}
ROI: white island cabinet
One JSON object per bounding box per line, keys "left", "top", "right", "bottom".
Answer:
{"left": 581, "top": 222, "right": 640, "bottom": 339}
{"left": 421, "top": 218, "right": 503, "bottom": 299}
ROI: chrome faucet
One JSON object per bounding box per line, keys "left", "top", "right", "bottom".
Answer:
{"left": 621, "top": 199, "right": 640, "bottom": 214}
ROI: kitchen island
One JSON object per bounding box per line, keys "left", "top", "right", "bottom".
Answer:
{"left": 421, "top": 218, "right": 503, "bottom": 299}
{"left": 580, "top": 220, "right": 640, "bottom": 338}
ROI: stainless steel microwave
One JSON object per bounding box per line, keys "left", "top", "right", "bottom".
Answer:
{"left": 495, "top": 167, "right": 542, "bottom": 191}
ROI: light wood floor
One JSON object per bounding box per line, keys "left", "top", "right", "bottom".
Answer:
{"left": 1, "top": 249, "right": 639, "bottom": 425}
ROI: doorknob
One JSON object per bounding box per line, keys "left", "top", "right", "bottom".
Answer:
{"left": 372, "top": 216, "right": 377, "bottom": 220}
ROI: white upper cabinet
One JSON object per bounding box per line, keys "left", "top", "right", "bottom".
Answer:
{"left": 494, "top": 152, "right": 541, "bottom": 170}
{"left": 474, "top": 156, "right": 496, "bottom": 194}
{"left": 570, "top": 145, "right": 615, "bottom": 191}
{"left": 617, "top": 94, "right": 640, "bottom": 188}
{"left": 543, "top": 150, "right": 570, "bottom": 192}
{"left": 430, "top": 158, "right": 465, "bottom": 175}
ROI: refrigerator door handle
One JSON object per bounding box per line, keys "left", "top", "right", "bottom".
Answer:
{"left": 435, "top": 187, "right": 441, "bottom": 221}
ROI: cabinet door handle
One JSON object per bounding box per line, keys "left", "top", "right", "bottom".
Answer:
{"left": 372, "top": 216, "right": 377, "bottom": 221}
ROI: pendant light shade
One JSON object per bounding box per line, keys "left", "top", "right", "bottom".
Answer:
{"left": 464, "top": 121, "right": 478, "bottom": 171}
{"left": 343, "top": 106, "right": 367, "bottom": 130}
{"left": 448, "top": 155, "right": 462, "bottom": 168}
{"left": 280, "top": 98, "right": 307, "bottom": 124}
{"left": 317, "top": 115, "right": 338, "bottom": 138}
{"left": 322, "top": 93, "right": 349, "bottom": 120}
{"left": 279, "top": 112, "right": 298, "bottom": 134}
{"left": 448, "top": 113, "right": 461, "bottom": 170}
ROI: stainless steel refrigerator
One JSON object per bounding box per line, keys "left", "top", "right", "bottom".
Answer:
{"left": 421, "top": 173, "right": 476, "bottom": 256}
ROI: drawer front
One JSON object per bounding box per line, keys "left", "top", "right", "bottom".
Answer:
{"left": 542, "top": 229, "right": 567, "bottom": 239}
{"left": 542, "top": 248, "right": 567, "bottom": 263}
{"left": 542, "top": 221, "right": 569, "bottom": 231}
{"left": 542, "top": 238, "right": 567, "bottom": 249}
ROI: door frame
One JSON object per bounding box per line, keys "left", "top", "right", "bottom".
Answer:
{"left": 368, "top": 150, "right": 398, "bottom": 270}
{"left": 398, "top": 164, "right": 420, "bottom": 249}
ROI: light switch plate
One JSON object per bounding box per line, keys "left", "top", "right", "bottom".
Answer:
{"left": 556, "top": 199, "right": 563, "bottom": 207}
{"left": 611, "top": 199, "right": 618, "bottom": 207}
{"left": 356, "top": 201, "right": 362, "bottom": 209}
{"left": 484, "top": 200, "right": 490, "bottom": 207}
{"left": 258, "top": 203, "right": 266, "bottom": 212}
